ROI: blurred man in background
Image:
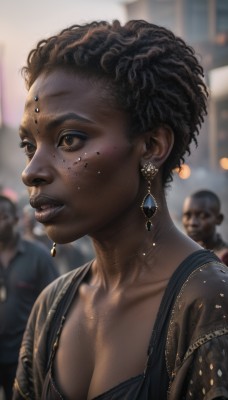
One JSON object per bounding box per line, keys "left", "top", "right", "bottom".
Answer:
{"left": 182, "top": 189, "right": 228, "bottom": 265}
{"left": 0, "top": 195, "right": 58, "bottom": 400}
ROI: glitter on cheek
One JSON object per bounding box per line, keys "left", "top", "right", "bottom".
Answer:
{"left": 73, "top": 157, "right": 82, "bottom": 165}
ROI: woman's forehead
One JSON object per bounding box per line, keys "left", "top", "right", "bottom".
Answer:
{"left": 24, "top": 69, "right": 117, "bottom": 115}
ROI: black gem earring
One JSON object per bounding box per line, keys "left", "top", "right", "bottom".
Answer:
{"left": 141, "top": 162, "right": 158, "bottom": 231}
{"left": 51, "top": 242, "right": 57, "bottom": 257}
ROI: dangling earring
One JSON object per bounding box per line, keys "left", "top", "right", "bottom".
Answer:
{"left": 51, "top": 242, "right": 57, "bottom": 257}
{"left": 141, "top": 162, "right": 158, "bottom": 231}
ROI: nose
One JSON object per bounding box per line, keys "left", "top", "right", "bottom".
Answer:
{"left": 188, "top": 215, "right": 199, "bottom": 227}
{"left": 22, "top": 152, "right": 53, "bottom": 187}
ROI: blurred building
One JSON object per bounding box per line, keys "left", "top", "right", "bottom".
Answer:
{"left": 124, "top": 0, "right": 228, "bottom": 173}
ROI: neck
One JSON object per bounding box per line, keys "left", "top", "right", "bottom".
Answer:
{"left": 90, "top": 204, "right": 176, "bottom": 290}
{"left": 202, "top": 232, "right": 220, "bottom": 250}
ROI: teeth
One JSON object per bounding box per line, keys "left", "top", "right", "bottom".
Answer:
{"left": 40, "top": 204, "right": 52, "bottom": 210}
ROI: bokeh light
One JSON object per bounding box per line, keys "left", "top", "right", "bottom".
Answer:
{"left": 219, "top": 157, "right": 228, "bottom": 170}
{"left": 174, "top": 164, "right": 191, "bottom": 179}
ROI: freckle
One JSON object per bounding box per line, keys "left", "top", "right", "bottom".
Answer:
{"left": 84, "top": 163, "right": 88, "bottom": 168}
{"left": 96, "top": 152, "right": 100, "bottom": 155}
{"left": 62, "top": 160, "right": 65, "bottom": 163}
{"left": 68, "top": 167, "right": 71, "bottom": 170}
{"left": 34, "top": 120, "right": 37, "bottom": 124}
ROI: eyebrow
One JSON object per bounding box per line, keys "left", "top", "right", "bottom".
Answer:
{"left": 46, "top": 112, "right": 94, "bottom": 130}
{"left": 19, "top": 112, "right": 93, "bottom": 136}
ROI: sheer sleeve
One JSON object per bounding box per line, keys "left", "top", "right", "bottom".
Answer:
{"left": 184, "top": 335, "right": 228, "bottom": 400}
{"left": 167, "top": 261, "right": 228, "bottom": 400}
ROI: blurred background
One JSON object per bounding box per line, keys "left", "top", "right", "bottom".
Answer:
{"left": 0, "top": 0, "right": 228, "bottom": 236}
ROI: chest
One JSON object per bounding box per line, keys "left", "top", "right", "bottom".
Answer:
{"left": 53, "top": 282, "right": 166, "bottom": 400}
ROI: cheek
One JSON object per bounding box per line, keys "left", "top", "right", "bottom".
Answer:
{"left": 63, "top": 146, "right": 132, "bottom": 185}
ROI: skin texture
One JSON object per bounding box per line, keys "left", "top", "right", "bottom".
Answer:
{"left": 19, "top": 69, "right": 201, "bottom": 400}
{"left": 20, "top": 71, "right": 144, "bottom": 244}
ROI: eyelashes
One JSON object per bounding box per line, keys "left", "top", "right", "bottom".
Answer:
{"left": 19, "top": 140, "right": 36, "bottom": 158}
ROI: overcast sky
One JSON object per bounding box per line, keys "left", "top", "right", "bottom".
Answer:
{"left": 0, "top": 0, "right": 126, "bottom": 126}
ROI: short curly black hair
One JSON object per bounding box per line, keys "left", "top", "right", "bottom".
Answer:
{"left": 22, "top": 19, "right": 208, "bottom": 186}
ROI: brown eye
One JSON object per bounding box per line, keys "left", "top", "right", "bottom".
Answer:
{"left": 19, "top": 140, "right": 36, "bottom": 158}
{"left": 58, "top": 131, "right": 86, "bottom": 151}
{"left": 63, "top": 135, "right": 74, "bottom": 146}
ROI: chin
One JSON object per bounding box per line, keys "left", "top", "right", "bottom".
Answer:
{"left": 46, "top": 227, "right": 84, "bottom": 245}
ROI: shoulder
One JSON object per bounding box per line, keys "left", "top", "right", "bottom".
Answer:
{"left": 166, "top": 260, "right": 228, "bottom": 376}
{"left": 181, "top": 259, "right": 227, "bottom": 303}
{"left": 171, "top": 260, "right": 228, "bottom": 332}
{"left": 15, "top": 262, "right": 92, "bottom": 397}
{"left": 29, "top": 262, "right": 92, "bottom": 325}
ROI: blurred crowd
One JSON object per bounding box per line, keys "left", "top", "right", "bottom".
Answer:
{"left": 0, "top": 184, "right": 95, "bottom": 400}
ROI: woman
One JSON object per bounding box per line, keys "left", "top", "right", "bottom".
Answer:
{"left": 13, "top": 20, "right": 228, "bottom": 400}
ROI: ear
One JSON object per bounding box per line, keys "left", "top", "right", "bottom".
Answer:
{"left": 140, "top": 125, "right": 174, "bottom": 167}
{"left": 216, "top": 213, "right": 224, "bottom": 226}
